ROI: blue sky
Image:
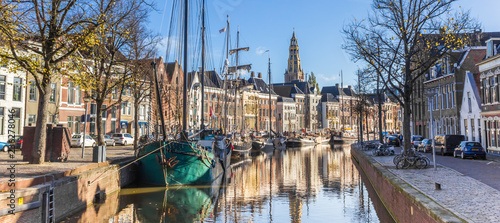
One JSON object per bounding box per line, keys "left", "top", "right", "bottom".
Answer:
{"left": 148, "top": 0, "right": 500, "bottom": 89}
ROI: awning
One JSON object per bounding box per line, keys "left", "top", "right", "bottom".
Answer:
{"left": 138, "top": 121, "right": 148, "bottom": 127}
{"left": 120, "top": 121, "right": 128, "bottom": 129}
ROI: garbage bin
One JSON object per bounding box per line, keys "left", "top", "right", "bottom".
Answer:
{"left": 93, "top": 145, "right": 106, "bottom": 163}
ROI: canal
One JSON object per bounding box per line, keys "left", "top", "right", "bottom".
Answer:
{"left": 61, "top": 145, "right": 394, "bottom": 222}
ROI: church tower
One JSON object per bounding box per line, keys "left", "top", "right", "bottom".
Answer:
{"left": 284, "top": 31, "right": 304, "bottom": 83}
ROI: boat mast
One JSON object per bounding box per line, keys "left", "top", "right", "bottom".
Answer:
{"left": 223, "top": 15, "right": 229, "bottom": 134}
{"left": 268, "top": 54, "right": 272, "bottom": 137}
{"left": 200, "top": 0, "right": 205, "bottom": 131}
{"left": 234, "top": 27, "right": 239, "bottom": 134}
{"left": 152, "top": 61, "right": 166, "bottom": 141}
{"left": 341, "top": 70, "right": 343, "bottom": 133}
{"left": 182, "top": 0, "right": 189, "bottom": 140}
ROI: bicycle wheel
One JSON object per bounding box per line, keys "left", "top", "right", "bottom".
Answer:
{"left": 393, "top": 154, "right": 402, "bottom": 165}
{"left": 383, "top": 149, "right": 390, "bottom": 156}
{"left": 396, "top": 158, "right": 408, "bottom": 169}
{"left": 415, "top": 157, "right": 427, "bottom": 169}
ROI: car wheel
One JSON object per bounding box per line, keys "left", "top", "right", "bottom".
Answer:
{"left": 461, "top": 151, "right": 465, "bottom": 159}
{"left": 123, "top": 141, "right": 127, "bottom": 146}
{"left": 482, "top": 155, "right": 487, "bottom": 160}
{"left": 2, "top": 146, "right": 7, "bottom": 152}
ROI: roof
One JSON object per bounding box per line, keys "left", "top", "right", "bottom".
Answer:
{"left": 321, "top": 93, "right": 338, "bottom": 103}
{"left": 321, "top": 85, "right": 356, "bottom": 98}
{"left": 278, "top": 96, "right": 295, "bottom": 103}
{"left": 248, "top": 77, "right": 277, "bottom": 95}
{"left": 271, "top": 84, "right": 304, "bottom": 98}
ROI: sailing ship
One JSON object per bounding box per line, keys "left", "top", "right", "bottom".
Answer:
{"left": 137, "top": 0, "right": 231, "bottom": 186}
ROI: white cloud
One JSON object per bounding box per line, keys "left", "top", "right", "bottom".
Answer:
{"left": 256, "top": 46, "right": 268, "bottom": 55}
{"left": 318, "top": 73, "right": 337, "bottom": 82}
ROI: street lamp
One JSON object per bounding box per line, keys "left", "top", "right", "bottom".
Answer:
{"left": 82, "top": 96, "right": 91, "bottom": 158}
{"left": 426, "top": 91, "right": 437, "bottom": 171}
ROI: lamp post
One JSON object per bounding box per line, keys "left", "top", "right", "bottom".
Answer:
{"left": 427, "top": 91, "right": 437, "bottom": 171}
{"left": 82, "top": 97, "right": 91, "bottom": 158}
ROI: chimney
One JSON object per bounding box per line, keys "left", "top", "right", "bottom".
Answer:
{"left": 348, "top": 85, "right": 352, "bottom": 90}
{"left": 251, "top": 71, "right": 255, "bottom": 78}
{"left": 335, "top": 83, "right": 339, "bottom": 88}
{"left": 258, "top": 72, "right": 262, "bottom": 78}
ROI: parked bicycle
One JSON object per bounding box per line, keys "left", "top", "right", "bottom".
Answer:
{"left": 394, "top": 152, "right": 429, "bottom": 169}
{"left": 372, "top": 144, "right": 395, "bottom": 156}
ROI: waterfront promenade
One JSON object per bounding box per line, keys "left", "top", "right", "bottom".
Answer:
{"left": 0, "top": 146, "right": 135, "bottom": 185}
{"left": 368, "top": 147, "right": 500, "bottom": 222}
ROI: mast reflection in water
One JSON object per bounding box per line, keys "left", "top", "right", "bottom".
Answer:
{"left": 61, "top": 145, "right": 394, "bottom": 223}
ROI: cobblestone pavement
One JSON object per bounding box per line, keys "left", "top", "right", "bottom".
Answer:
{"left": 370, "top": 149, "right": 500, "bottom": 223}
{"left": 0, "top": 145, "right": 135, "bottom": 184}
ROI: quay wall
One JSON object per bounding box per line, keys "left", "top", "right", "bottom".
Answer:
{"left": 350, "top": 145, "right": 464, "bottom": 223}
{"left": 0, "top": 158, "right": 138, "bottom": 223}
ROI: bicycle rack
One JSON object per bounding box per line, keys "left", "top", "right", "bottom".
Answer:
{"left": 42, "top": 174, "right": 55, "bottom": 223}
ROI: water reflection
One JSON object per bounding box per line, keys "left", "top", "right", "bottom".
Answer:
{"left": 62, "top": 144, "right": 393, "bottom": 223}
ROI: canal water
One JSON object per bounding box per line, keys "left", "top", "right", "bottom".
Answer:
{"left": 61, "top": 145, "right": 394, "bottom": 222}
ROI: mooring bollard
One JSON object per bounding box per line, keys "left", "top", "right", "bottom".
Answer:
{"left": 435, "top": 183, "right": 441, "bottom": 190}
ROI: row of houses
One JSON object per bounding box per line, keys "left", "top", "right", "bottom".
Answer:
{"left": 409, "top": 31, "right": 500, "bottom": 154}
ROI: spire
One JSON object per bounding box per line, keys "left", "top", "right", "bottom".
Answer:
{"left": 284, "top": 30, "right": 303, "bottom": 83}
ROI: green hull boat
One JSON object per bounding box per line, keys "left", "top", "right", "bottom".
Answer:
{"left": 137, "top": 140, "right": 228, "bottom": 186}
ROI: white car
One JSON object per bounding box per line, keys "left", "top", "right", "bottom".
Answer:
{"left": 103, "top": 135, "right": 116, "bottom": 147}
{"left": 71, "top": 135, "right": 96, "bottom": 147}
{"left": 112, "top": 133, "right": 134, "bottom": 146}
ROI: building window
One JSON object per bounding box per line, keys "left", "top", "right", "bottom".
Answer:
{"left": 127, "top": 102, "right": 131, "bottom": 115}
{"left": 471, "top": 118, "right": 475, "bottom": 141}
{"left": 28, "top": 114, "right": 36, "bottom": 126}
{"left": 111, "top": 106, "right": 116, "bottom": 119}
{"left": 67, "top": 116, "right": 73, "bottom": 134}
{"left": 0, "top": 76, "right": 5, "bottom": 100}
{"left": 90, "top": 117, "right": 96, "bottom": 135}
{"left": 28, "top": 81, "right": 37, "bottom": 101}
{"left": 75, "top": 116, "right": 81, "bottom": 134}
{"left": 12, "top": 77, "right": 22, "bottom": 101}
{"left": 112, "top": 87, "right": 118, "bottom": 100}
{"left": 90, "top": 103, "right": 96, "bottom": 115}
{"left": 0, "top": 107, "right": 3, "bottom": 134}
{"left": 75, "top": 86, "right": 81, "bottom": 105}
{"left": 111, "top": 120, "right": 116, "bottom": 133}
{"left": 50, "top": 83, "right": 56, "bottom": 103}
{"left": 68, "top": 81, "right": 74, "bottom": 104}
{"left": 101, "top": 105, "right": 107, "bottom": 119}
{"left": 468, "top": 92, "right": 472, "bottom": 113}
{"left": 121, "top": 102, "right": 127, "bottom": 115}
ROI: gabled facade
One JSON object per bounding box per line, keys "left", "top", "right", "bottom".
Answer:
{"left": 0, "top": 64, "right": 25, "bottom": 141}
{"left": 460, "top": 71, "right": 482, "bottom": 142}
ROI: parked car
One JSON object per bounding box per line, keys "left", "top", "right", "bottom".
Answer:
{"left": 139, "top": 135, "right": 154, "bottom": 145}
{"left": 434, "top": 134, "right": 465, "bottom": 155}
{"left": 411, "top": 135, "right": 424, "bottom": 149}
{"left": 386, "top": 136, "right": 400, "bottom": 146}
{"left": 103, "top": 135, "right": 116, "bottom": 146}
{"left": 418, "top": 139, "right": 433, "bottom": 153}
{"left": 112, "top": 133, "right": 134, "bottom": 146}
{"left": 71, "top": 134, "right": 96, "bottom": 147}
{"left": 14, "top": 136, "right": 23, "bottom": 149}
{"left": 0, "top": 141, "right": 10, "bottom": 152}
{"left": 454, "top": 141, "right": 486, "bottom": 160}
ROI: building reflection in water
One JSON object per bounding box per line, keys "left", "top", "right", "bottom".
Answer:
{"left": 61, "top": 144, "right": 393, "bottom": 223}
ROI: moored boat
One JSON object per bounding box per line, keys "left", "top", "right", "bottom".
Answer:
{"left": 286, "top": 137, "right": 316, "bottom": 147}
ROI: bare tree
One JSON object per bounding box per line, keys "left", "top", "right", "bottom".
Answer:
{"left": 343, "top": 0, "right": 479, "bottom": 154}
{"left": 354, "top": 68, "right": 375, "bottom": 143}
{"left": 69, "top": 0, "right": 150, "bottom": 146}
{"left": 0, "top": 0, "right": 114, "bottom": 164}
{"left": 125, "top": 23, "right": 159, "bottom": 149}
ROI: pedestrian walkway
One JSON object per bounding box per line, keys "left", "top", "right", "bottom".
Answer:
{"left": 371, "top": 150, "right": 500, "bottom": 223}
{"left": 0, "top": 146, "right": 134, "bottom": 184}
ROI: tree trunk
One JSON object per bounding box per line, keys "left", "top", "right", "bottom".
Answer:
{"left": 359, "top": 105, "right": 363, "bottom": 143}
{"left": 96, "top": 100, "right": 103, "bottom": 146}
{"left": 403, "top": 93, "right": 412, "bottom": 156}
{"left": 134, "top": 100, "right": 139, "bottom": 150}
{"left": 31, "top": 81, "right": 52, "bottom": 164}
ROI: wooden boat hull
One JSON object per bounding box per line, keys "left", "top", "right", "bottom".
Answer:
{"left": 137, "top": 141, "right": 229, "bottom": 186}
{"left": 232, "top": 143, "right": 252, "bottom": 158}
{"left": 286, "top": 138, "right": 315, "bottom": 147}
